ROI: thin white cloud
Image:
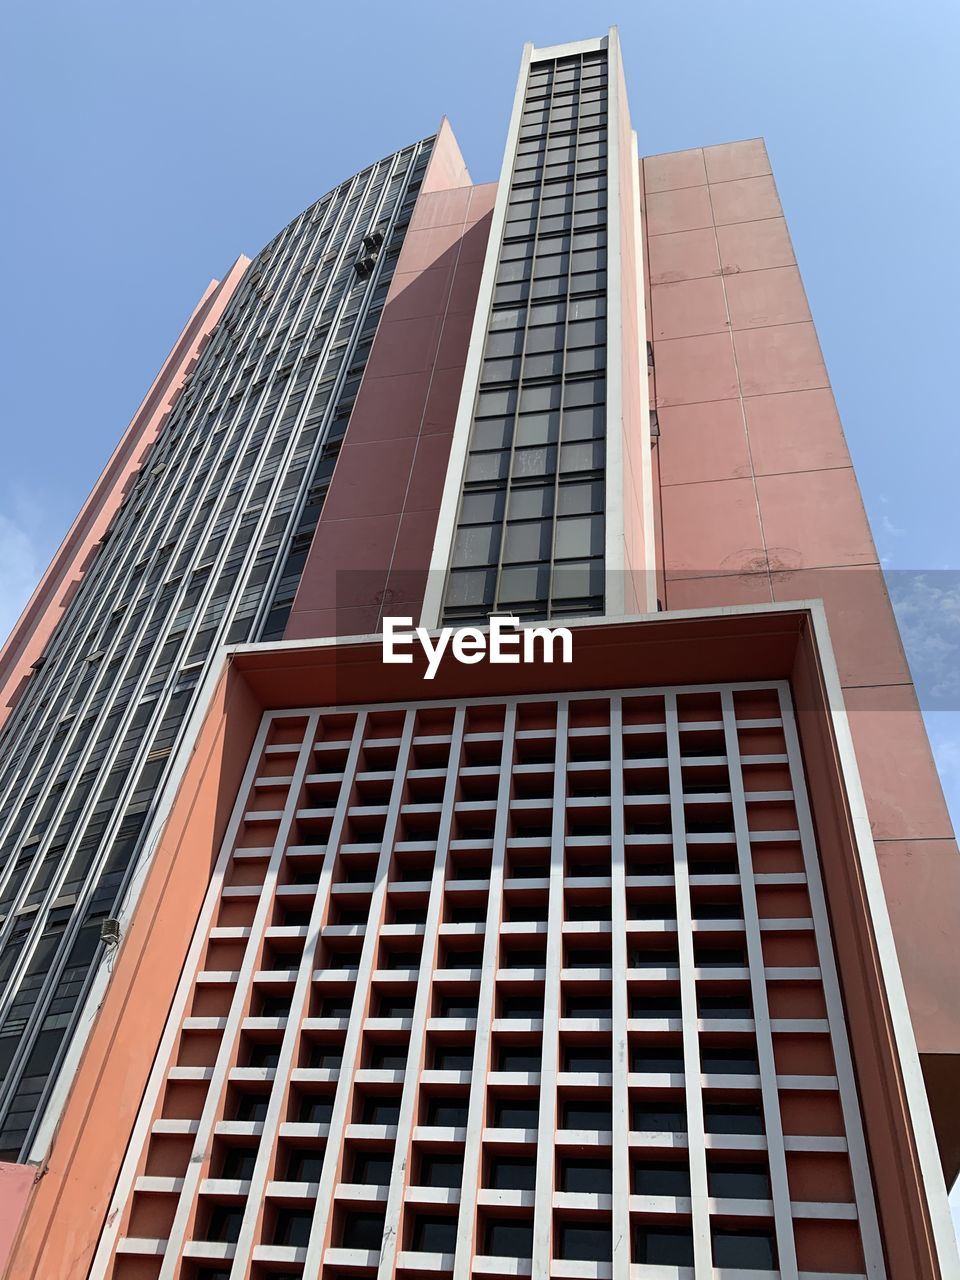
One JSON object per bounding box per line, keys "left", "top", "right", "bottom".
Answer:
{"left": 0, "top": 494, "right": 45, "bottom": 643}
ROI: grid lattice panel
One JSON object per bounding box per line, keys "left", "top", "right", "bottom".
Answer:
{"left": 98, "top": 684, "right": 882, "bottom": 1280}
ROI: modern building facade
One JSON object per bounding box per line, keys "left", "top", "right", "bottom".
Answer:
{"left": 1, "top": 28, "right": 958, "bottom": 1280}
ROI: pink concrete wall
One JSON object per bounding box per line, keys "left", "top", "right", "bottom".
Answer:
{"left": 640, "top": 139, "right": 960, "bottom": 1087}
{"left": 0, "top": 1163, "right": 34, "bottom": 1276}
{"left": 0, "top": 257, "right": 249, "bottom": 727}
{"left": 285, "top": 128, "right": 494, "bottom": 641}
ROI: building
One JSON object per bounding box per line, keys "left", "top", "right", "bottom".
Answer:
{"left": 0, "top": 27, "right": 958, "bottom": 1280}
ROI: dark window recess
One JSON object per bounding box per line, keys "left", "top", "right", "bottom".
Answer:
{"left": 352, "top": 1152, "right": 393, "bottom": 1186}
{"left": 426, "top": 1098, "right": 469, "bottom": 1127}
{"left": 363, "top": 1098, "right": 401, "bottom": 1125}
{"left": 633, "top": 1225, "right": 695, "bottom": 1266}
{"left": 707, "top": 1161, "right": 771, "bottom": 1199}
{"left": 204, "top": 1204, "right": 244, "bottom": 1243}
{"left": 420, "top": 1155, "right": 464, "bottom": 1188}
{"left": 298, "top": 1096, "right": 334, "bottom": 1124}
{"left": 220, "top": 1146, "right": 258, "bottom": 1179}
{"left": 704, "top": 1102, "right": 765, "bottom": 1135}
{"left": 287, "top": 1148, "right": 326, "bottom": 1182}
{"left": 273, "top": 1207, "right": 315, "bottom": 1248}
{"left": 561, "top": 1100, "right": 612, "bottom": 1130}
{"left": 369, "top": 1043, "right": 408, "bottom": 1069}
{"left": 497, "top": 1047, "right": 541, "bottom": 1072}
{"left": 484, "top": 1217, "right": 534, "bottom": 1259}
{"left": 488, "top": 1156, "right": 537, "bottom": 1191}
{"left": 493, "top": 1099, "right": 539, "bottom": 1129}
{"left": 434, "top": 1046, "right": 474, "bottom": 1070}
{"left": 341, "top": 1210, "right": 386, "bottom": 1250}
{"left": 560, "top": 1158, "right": 612, "bottom": 1194}
{"left": 632, "top": 1159, "right": 691, "bottom": 1196}
{"left": 712, "top": 1228, "right": 777, "bottom": 1269}
{"left": 558, "top": 1222, "right": 612, "bottom": 1262}
{"left": 631, "top": 1102, "right": 686, "bottom": 1136}
{"left": 411, "top": 1214, "right": 459, "bottom": 1254}
{"left": 563, "top": 1047, "right": 612, "bottom": 1073}
{"left": 701, "top": 1047, "right": 760, "bottom": 1075}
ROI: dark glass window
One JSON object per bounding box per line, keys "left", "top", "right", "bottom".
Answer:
{"left": 484, "top": 1217, "right": 534, "bottom": 1258}
{"left": 561, "top": 1100, "right": 611, "bottom": 1130}
{"left": 273, "top": 1207, "right": 314, "bottom": 1247}
{"left": 704, "top": 1102, "right": 764, "bottom": 1135}
{"left": 560, "top": 1158, "right": 611, "bottom": 1193}
{"left": 632, "top": 1159, "right": 691, "bottom": 1196}
{"left": 205, "top": 1204, "right": 244, "bottom": 1242}
{"left": 489, "top": 1156, "right": 537, "bottom": 1191}
{"left": 426, "top": 1098, "right": 468, "bottom": 1127}
{"left": 712, "top": 1228, "right": 777, "bottom": 1269}
{"left": 411, "top": 1214, "right": 458, "bottom": 1254}
{"left": 341, "top": 1211, "right": 386, "bottom": 1250}
{"left": 707, "top": 1161, "right": 771, "bottom": 1199}
{"left": 633, "top": 1226, "right": 694, "bottom": 1266}
{"left": 558, "top": 1222, "right": 612, "bottom": 1262}
{"left": 362, "top": 1098, "right": 401, "bottom": 1125}
{"left": 420, "top": 1155, "right": 464, "bottom": 1189}
{"left": 352, "top": 1152, "right": 393, "bottom": 1185}
{"left": 287, "top": 1148, "right": 325, "bottom": 1182}
{"left": 493, "top": 1099, "right": 539, "bottom": 1128}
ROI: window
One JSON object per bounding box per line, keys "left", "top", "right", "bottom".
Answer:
{"left": 204, "top": 1204, "right": 244, "bottom": 1243}
{"left": 558, "top": 1222, "right": 611, "bottom": 1262}
{"left": 712, "top": 1228, "right": 777, "bottom": 1269}
{"left": 287, "top": 1148, "right": 325, "bottom": 1182}
{"left": 411, "top": 1214, "right": 458, "bottom": 1254}
{"left": 493, "top": 1099, "right": 538, "bottom": 1129}
{"left": 433, "top": 1046, "right": 474, "bottom": 1070}
{"left": 631, "top": 1103, "right": 687, "bottom": 1133}
{"left": 560, "top": 1158, "right": 611, "bottom": 1193}
{"left": 235, "top": 1093, "right": 269, "bottom": 1122}
{"left": 501, "top": 993, "right": 544, "bottom": 1018}
{"left": 633, "top": 1226, "right": 694, "bottom": 1266}
{"left": 299, "top": 1096, "right": 334, "bottom": 1124}
{"left": 426, "top": 1098, "right": 468, "bottom": 1127}
{"left": 497, "top": 1047, "right": 541, "bottom": 1072}
{"left": 561, "top": 1100, "right": 611, "bottom": 1130}
{"left": 701, "top": 1047, "right": 759, "bottom": 1075}
{"left": 704, "top": 1102, "right": 764, "bottom": 1135}
{"left": 341, "top": 1211, "right": 386, "bottom": 1250}
{"left": 369, "top": 1043, "right": 408, "bottom": 1069}
{"left": 438, "top": 995, "right": 479, "bottom": 1018}
{"left": 420, "top": 1155, "right": 464, "bottom": 1189}
{"left": 488, "top": 1156, "right": 536, "bottom": 1191}
{"left": 272, "top": 1207, "right": 314, "bottom": 1247}
{"left": 362, "top": 1098, "right": 400, "bottom": 1125}
{"left": 484, "top": 1217, "right": 533, "bottom": 1259}
{"left": 563, "top": 1047, "right": 612, "bottom": 1072}
{"left": 632, "top": 1159, "right": 691, "bottom": 1196}
{"left": 699, "top": 993, "right": 752, "bottom": 1019}
{"left": 220, "top": 1145, "right": 258, "bottom": 1179}
{"left": 352, "top": 1152, "right": 393, "bottom": 1186}
{"left": 564, "top": 993, "right": 611, "bottom": 1017}
{"left": 707, "top": 1161, "right": 771, "bottom": 1199}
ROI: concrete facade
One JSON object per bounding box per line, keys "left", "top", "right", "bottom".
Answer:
{"left": 0, "top": 26, "right": 957, "bottom": 1280}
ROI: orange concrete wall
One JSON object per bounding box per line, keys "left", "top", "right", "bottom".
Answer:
{"left": 285, "top": 127, "right": 494, "bottom": 641}
{"left": 2, "top": 665, "right": 262, "bottom": 1280}
{"left": 0, "top": 257, "right": 249, "bottom": 726}
{"left": 640, "top": 139, "right": 960, "bottom": 1083}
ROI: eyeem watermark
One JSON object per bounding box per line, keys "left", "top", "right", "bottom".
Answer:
{"left": 383, "top": 615, "right": 573, "bottom": 680}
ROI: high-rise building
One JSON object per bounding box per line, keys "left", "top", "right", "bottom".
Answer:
{"left": 1, "top": 28, "right": 958, "bottom": 1280}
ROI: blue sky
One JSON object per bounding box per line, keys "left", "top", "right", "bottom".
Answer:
{"left": 3, "top": 0, "right": 959, "bottom": 1208}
